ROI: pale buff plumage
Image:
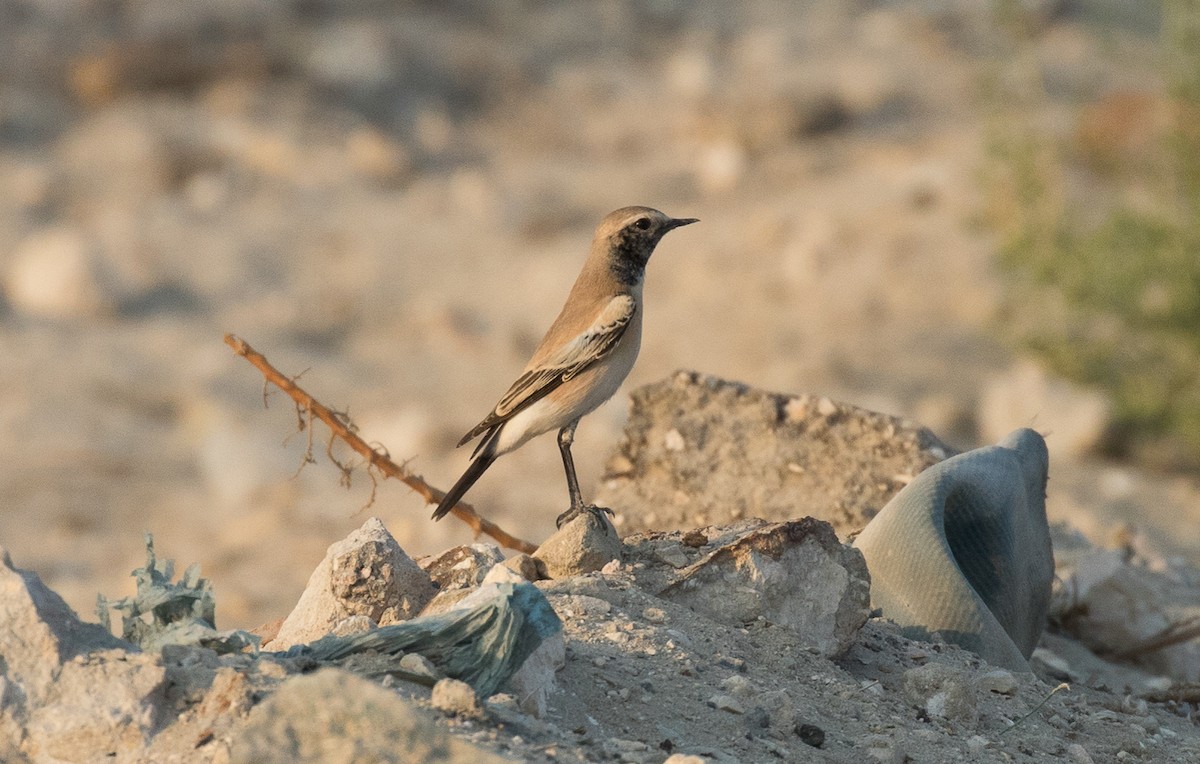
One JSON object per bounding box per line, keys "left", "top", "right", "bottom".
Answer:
{"left": 433, "top": 206, "right": 697, "bottom": 524}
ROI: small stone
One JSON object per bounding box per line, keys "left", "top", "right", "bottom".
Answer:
{"left": 681, "top": 529, "right": 708, "bottom": 548}
{"left": 642, "top": 607, "right": 668, "bottom": 624}
{"left": 977, "top": 668, "right": 1018, "bottom": 696}
{"left": 419, "top": 544, "right": 505, "bottom": 590}
{"left": 329, "top": 615, "right": 376, "bottom": 637}
{"left": 817, "top": 397, "right": 838, "bottom": 417}
{"left": 706, "top": 694, "right": 745, "bottom": 714}
{"left": 796, "top": 723, "right": 825, "bottom": 748}
{"left": 534, "top": 511, "right": 623, "bottom": 578}
{"left": 1030, "top": 648, "right": 1072, "bottom": 681}
{"left": 966, "top": 735, "right": 989, "bottom": 754}
{"left": 398, "top": 653, "right": 440, "bottom": 681}
{"left": 663, "top": 756, "right": 708, "bottom": 764}
{"left": 656, "top": 547, "right": 691, "bottom": 568}
{"left": 1067, "top": 743, "right": 1096, "bottom": 764}
{"left": 431, "top": 677, "right": 483, "bottom": 718}
{"left": 903, "top": 663, "right": 977, "bottom": 726}
{"left": 720, "top": 674, "right": 755, "bottom": 699}
{"left": 860, "top": 734, "right": 904, "bottom": 763}
{"left": 664, "top": 428, "right": 686, "bottom": 451}
{"left": 498, "top": 553, "right": 549, "bottom": 582}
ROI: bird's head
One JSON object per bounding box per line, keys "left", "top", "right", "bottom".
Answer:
{"left": 597, "top": 206, "right": 698, "bottom": 286}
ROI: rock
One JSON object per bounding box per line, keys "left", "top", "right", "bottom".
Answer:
{"left": 1058, "top": 549, "right": 1200, "bottom": 681}
{"left": 598, "top": 372, "right": 951, "bottom": 537}
{"left": 720, "top": 675, "right": 755, "bottom": 699}
{"left": 796, "top": 723, "right": 826, "bottom": 748}
{"left": 398, "top": 653, "right": 441, "bottom": 682}
{"left": 979, "top": 360, "right": 1113, "bottom": 457}
{"left": 0, "top": 546, "right": 129, "bottom": 718}
{"left": 330, "top": 615, "right": 377, "bottom": 638}
{"left": 431, "top": 677, "right": 483, "bottom": 718}
{"left": 663, "top": 755, "right": 709, "bottom": 764}
{"left": 26, "top": 650, "right": 167, "bottom": 763}
{"left": 658, "top": 519, "right": 871, "bottom": 656}
{"left": 505, "top": 630, "right": 565, "bottom": 718}
{"left": 1067, "top": 743, "right": 1097, "bottom": 764}
{"left": 706, "top": 694, "right": 745, "bottom": 714}
{"left": 902, "top": 663, "right": 977, "bottom": 726}
{"left": 229, "top": 669, "right": 504, "bottom": 763}
{"left": 977, "top": 668, "right": 1019, "bottom": 696}
{"left": 859, "top": 733, "right": 906, "bottom": 763}
{"left": 1030, "top": 647, "right": 1073, "bottom": 681}
{"left": 271, "top": 518, "right": 437, "bottom": 650}
{"left": 497, "top": 553, "right": 549, "bottom": 582}
{"left": 4, "top": 226, "right": 112, "bottom": 320}
{"left": 418, "top": 544, "right": 506, "bottom": 591}
{"left": 534, "top": 510, "right": 623, "bottom": 578}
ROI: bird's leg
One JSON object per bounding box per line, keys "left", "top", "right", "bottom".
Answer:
{"left": 556, "top": 422, "right": 584, "bottom": 527}
{"left": 555, "top": 422, "right": 615, "bottom": 529}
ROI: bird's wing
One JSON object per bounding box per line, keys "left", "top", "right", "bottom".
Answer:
{"left": 457, "top": 294, "right": 636, "bottom": 449}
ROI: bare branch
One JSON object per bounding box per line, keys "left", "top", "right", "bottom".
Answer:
{"left": 224, "top": 333, "right": 538, "bottom": 554}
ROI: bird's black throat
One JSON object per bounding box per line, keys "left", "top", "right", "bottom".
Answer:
{"left": 610, "top": 230, "right": 653, "bottom": 286}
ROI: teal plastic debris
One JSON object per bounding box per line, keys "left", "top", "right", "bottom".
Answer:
{"left": 298, "top": 581, "right": 562, "bottom": 698}
{"left": 97, "top": 533, "right": 259, "bottom": 654}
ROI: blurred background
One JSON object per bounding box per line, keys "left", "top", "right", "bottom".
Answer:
{"left": 1, "top": 0, "right": 1197, "bottom": 629}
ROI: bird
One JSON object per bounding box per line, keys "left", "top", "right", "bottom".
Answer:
{"left": 432, "top": 206, "right": 697, "bottom": 528}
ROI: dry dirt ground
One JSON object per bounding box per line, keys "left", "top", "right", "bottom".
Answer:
{"left": 3, "top": 2, "right": 1199, "bottom": 746}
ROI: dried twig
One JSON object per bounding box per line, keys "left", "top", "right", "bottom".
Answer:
{"left": 224, "top": 333, "right": 537, "bottom": 554}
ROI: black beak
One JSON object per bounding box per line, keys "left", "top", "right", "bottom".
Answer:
{"left": 666, "top": 217, "right": 699, "bottom": 231}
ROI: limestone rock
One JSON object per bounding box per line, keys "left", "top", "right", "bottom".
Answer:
{"left": 0, "top": 546, "right": 128, "bottom": 711}
{"left": 598, "top": 372, "right": 951, "bottom": 537}
{"left": 229, "top": 669, "right": 505, "bottom": 763}
{"left": 271, "top": 518, "right": 436, "bottom": 650}
{"left": 656, "top": 519, "right": 871, "bottom": 656}
{"left": 534, "top": 511, "right": 623, "bottom": 579}
{"left": 419, "top": 544, "right": 506, "bottom": 591}
{"left": 26, "top": 650, "right": 167, "bottom": 762}
{"left": 902, "top": 663, "right": 978, "bottom": 727}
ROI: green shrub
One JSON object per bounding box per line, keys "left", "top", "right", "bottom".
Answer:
{"left": 986, "top": 0, "right": 1200, "bottom": 468}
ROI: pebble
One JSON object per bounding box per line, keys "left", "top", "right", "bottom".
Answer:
{"left": 796, "top": 723, "right": 825, "bottom": 748}
{"left": 720, "top": 674, "right": 755, "bottom": 699}
{"left": 707, "top": 694, "right": 745, "bottom": 714}
{"left": 1066, "top": 743, "right": 1096, "bottom": 764}
{"left": 398, "top": 653, "right": 440, "bottom": 681}
{"left": 534, "top": 511, "right": 623, "bottom": 578}
{"left": 977, "top": 668, "right": 1018, "bottom": 696}
{"left": 966, "top": 735, "right": 989, "bottom": 754}
{"left": 663, "top": 755, "right": 709, "bottom": 764}
{"left": 430, "top": 678, "right": 482, "bottom": 718}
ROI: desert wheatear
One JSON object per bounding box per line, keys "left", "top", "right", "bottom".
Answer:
{"left": 432, "top": 206, "right": 697, "bottom": 527}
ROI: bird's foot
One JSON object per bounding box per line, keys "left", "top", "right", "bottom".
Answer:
{"left": 555, "top": 503, "right": 614, "bottom": 529}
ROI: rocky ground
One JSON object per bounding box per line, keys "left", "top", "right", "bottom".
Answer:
{"left": 2, "top": 1, "right": 1200, "bottom": 761}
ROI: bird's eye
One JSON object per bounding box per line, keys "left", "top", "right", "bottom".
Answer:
{"left": 633, "top": 218, "right": 651, "bottom": 231}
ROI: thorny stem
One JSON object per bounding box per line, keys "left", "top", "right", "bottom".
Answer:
{"left": 224, "top": 333, "right": 538, "bottom": 554}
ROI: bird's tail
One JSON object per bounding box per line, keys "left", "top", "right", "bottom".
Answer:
{"left": 432, "top": 428, "right": 500, "bottom": 520}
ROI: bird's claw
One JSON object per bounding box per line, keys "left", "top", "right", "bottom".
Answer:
{"left": 555, "top": 503, "right": 614, "bottom": 529}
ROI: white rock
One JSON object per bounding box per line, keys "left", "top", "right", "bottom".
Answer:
{"left": 271, "top": 518, "right": 437, "bottom": 650}
{"left": 4, "top": 226, "right": 111, "bottom": 319}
